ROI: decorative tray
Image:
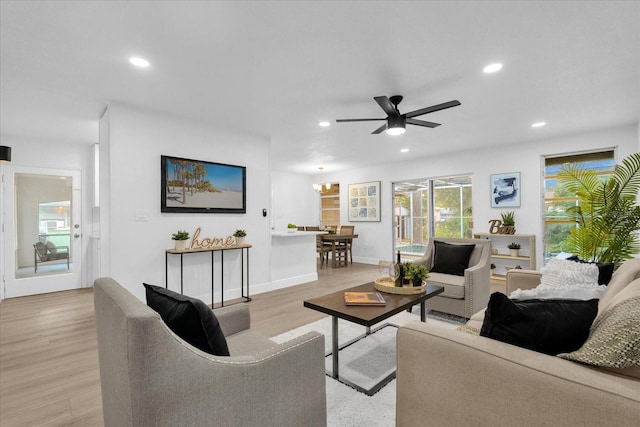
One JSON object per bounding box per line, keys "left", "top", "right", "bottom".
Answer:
{"left": 374, "top": 277, "right": 427, "bottom": 295}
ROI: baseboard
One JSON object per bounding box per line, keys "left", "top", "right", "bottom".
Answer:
{"left": 352, "top": 256, "right": 379, "bottom": 265}
{"left": 253, "top": 273, "right": 318, "bottom": 295}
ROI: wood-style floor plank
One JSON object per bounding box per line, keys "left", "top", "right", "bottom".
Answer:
{"left": 0, "top": 262, "right": 505, "bottom": 425}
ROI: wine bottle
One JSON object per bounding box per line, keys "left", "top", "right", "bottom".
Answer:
{"left": 395, "top": 250, "right": 403, "bottom": 287}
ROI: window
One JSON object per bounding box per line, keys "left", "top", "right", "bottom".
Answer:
{"left": 394, "top": 175, "right": 472, "bottom": 260}
{"left": 543, "top": 150, "right": 615, "bottom": 263}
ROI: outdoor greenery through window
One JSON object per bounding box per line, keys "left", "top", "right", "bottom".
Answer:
{"left": 394, "top": 175, "right": 472, "bottom": 261}
{"left": 543, "top": 150, "right": 615, "bottom": 263}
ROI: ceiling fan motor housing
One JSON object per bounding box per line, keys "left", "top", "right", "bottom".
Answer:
{"left": 387, "top": 114, "right": 406, "bottom": 129}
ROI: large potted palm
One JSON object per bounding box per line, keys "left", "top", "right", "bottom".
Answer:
{"left": 557, "top": 152, "right": 640, "bottom": 264}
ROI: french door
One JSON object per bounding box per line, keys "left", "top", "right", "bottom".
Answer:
{"left": 3, "top": 165, "right": 83, "bottom": 298}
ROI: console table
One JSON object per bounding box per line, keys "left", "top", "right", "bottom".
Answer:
{"left": 165, "top": 244, "right": 251, "bottom": 307}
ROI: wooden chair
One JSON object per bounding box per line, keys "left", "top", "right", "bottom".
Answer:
{"left": 33, "top": 241, "right": 70, "bottom": 272}
{"left": 338, "top": 225, "right": 355, "bottom": 264}
{"left": 308, "top": 226, "right": 328, "bottom": 267}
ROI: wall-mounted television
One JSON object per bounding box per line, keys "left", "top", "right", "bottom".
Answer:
{"left": 161, "top": 155, "right": 246, "bottom": 214}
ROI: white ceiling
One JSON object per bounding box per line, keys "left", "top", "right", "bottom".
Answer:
{"left": 1, "top": 1, "right": 638, "bottom": 175}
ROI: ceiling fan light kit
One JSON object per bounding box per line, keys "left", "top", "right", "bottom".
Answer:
{"left": 336, "top": 95, "right": 461, "bottom": 135}
{"left": 385, "top": 115, "right": 406, "bottom": 135}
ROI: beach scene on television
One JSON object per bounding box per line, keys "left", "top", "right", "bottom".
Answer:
{"left": 164, "top": 157, "right": 244, "bottom": 210}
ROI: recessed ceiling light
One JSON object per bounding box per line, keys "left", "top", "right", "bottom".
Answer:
{"left": 401, "top": 148, "right": 409, "bottom": 153}
{"left": 129, "top": 57, "right": 150, "bottom": 68}
{"left": 531, "top": 121, "right": 546, "bottom": 128}
{"left": 318, "top": 121, "right": 330, "bottom": 127}
{"left": 483, "top": 63, "right": 503, "bottom": 73}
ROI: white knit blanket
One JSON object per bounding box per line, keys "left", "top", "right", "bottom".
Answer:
{"left": 510, "top": 258, "right": 607, "bottom": 300}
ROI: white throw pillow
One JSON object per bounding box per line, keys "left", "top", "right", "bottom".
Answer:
{"left": 540, "top": 258, "right": 599, "bottom": 288}
{"left": 510, "top": 258, "right": 606, "bottom": 301}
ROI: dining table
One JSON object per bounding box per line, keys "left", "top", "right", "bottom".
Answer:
{"left": 320, "top": 233, "right": 358, "bottom": 268}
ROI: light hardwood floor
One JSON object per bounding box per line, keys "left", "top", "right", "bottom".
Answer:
{"left": 0, "top": 262, "right": 505, "bottom": 426}
{"left": 0, "top": 262, "right": 380, "bottom": 426}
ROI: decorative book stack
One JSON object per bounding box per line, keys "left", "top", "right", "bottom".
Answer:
{"left": 344, "top": 292, "right": 386, "bottom": 306}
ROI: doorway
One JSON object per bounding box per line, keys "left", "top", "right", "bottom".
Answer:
{"left": 3, "top": 165, "right": 83, "bottom": 298}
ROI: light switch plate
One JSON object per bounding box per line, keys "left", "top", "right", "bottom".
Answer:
{"left": 135, "top": 209, "right": 149, "bottom": 221}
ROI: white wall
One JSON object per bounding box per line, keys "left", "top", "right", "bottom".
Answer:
{"left": 271, "top": 170, "right": 319, "bottom": 230}
{"left": 319, "top": 124, "right": 639, "bottom": 270}
{"left": 101, "top": 103, "right": 272, "bottom": 301}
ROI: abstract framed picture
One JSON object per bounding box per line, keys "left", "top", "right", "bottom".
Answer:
{"left": 490, "top": 172, "right": 521, "bottom": 208}
{"left": 348, "top": 181, "right": 381, "bottom": 222}
{"left": 161, "top": 155, "right": 246, "bottom": 213}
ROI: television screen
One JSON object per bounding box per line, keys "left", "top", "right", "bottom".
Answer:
{"left": 161, "top": 155, "right": 246, "bottom": 213}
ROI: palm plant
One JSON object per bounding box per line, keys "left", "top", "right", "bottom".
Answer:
{"left": 558, "top": 152, "right": 640, "bottom": 264}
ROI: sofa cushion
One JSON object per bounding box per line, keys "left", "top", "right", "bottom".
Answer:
{"left": 45, "top": 241, "right": 58, "bottom": 254}
{"left": 34, "top": 242, "right": 48, "bottom": 258}
{"left": 559, "top": 279, "right": 640, "bottom": 374}
{"left": 426, "top": 272, "right": 465, "bottom": 298}
{"left": 430, "top": 241, "right": 475, "bottom": 277}
{"left": 480, "top": 292, "right": 598, "bottom": 356}
{"left": 597, "top": 258, "right": 640, "bottom": 319}
{"left": 143, "top": 283, "right": 230, "bottom": 356}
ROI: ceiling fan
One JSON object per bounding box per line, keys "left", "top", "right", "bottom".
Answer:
{"left": 336, "top": 95, "right": 461, "bottom": 135}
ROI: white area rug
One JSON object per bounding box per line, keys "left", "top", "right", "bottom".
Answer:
{"left": 272, "top": 309, "right": 465, "bottom": 427}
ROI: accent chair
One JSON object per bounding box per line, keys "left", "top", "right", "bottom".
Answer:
{"left": 93, "top": 277, "right": 327, "bottom": 427}
{"left": 413, "top": 237, "right": 491, "bottom": 319}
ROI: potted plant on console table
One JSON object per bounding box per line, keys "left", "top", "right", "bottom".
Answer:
{"left": 233, "top": 229, "right": 247, "bottom": 245}
{"left": 172, "top": 230, "right": 190, "bottom": 251}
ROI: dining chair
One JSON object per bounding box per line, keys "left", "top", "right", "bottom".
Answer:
{"left": 338, "top": 225, "right": 355, "bottom": 264}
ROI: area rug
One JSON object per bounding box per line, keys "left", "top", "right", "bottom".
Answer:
{"left": 272, "top": 309, "right": 465, "bottom": 427}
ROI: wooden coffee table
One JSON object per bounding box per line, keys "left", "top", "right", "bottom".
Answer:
{"left": 303, "top": 281, "right": 444, "bottom": 395}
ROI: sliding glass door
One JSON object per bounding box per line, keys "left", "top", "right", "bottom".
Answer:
{"left": 393, "top": 175, "right": 472, "bottom": 261}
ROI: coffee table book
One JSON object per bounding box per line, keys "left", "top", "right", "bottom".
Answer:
{"left": 344, "top": 291, "right": 386, "bottom": 306}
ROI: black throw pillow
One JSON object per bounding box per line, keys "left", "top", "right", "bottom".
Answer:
{"left": 480, "top": 292, "right": 598, "bottom": 355}
{"left": 430, "top": 241, "right": 475, "bottom": 276}
{"left": 143, "top": 283, "right": 230, "bottom": 356}
{"left": 566, "top": 255, "right": 614, "bottom": 285}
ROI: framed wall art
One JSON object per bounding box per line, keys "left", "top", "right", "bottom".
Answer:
{"left": 490, "top": 172, "right": 521, "bottom": 208}
{"left": 348, "top": 181, "right": 381, "bottom": 222}
{"left": 161, "top": 155, "right": 246, "bottom": 213}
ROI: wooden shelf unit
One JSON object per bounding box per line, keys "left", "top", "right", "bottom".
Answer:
{"left": 474, "top": 232, "right": 536, "bottom": 282}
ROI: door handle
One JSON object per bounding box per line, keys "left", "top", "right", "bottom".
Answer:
{"left": 74, "top": 234, "right": 80, "bottom": 238}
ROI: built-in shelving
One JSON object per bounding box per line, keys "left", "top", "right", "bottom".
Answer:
{"left": 474, "top": 232, "right": 536, "bottom": 282}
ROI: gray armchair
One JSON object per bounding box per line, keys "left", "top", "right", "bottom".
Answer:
{"left": 93, "top": 278, "right": 327, "bottom": 427}
{"left": 414, "top": 237, "right": 491, "bottom": 319}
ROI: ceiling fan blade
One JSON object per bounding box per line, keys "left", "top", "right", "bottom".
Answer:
{"left": 336, "top": 118, "right": 385, "bottom": 122}
{"left": 372, "top": 123, "right": 387, "bottom": 134}
{"left": 405, "top": 100, "right": 461, "bottom": 118}
{"left": 374, "top": 96, "right": 398, "bottom": 117}
{"left": 406, "top": 118, "right": 441, "bottom": 128}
